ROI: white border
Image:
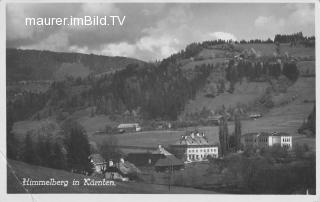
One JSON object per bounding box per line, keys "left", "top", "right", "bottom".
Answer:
{"left": 0, "top": 0, "right": 319, "bottom": 202}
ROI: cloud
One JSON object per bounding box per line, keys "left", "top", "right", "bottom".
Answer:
{"left": 254, "top": 16, "right": 285, "bottom": 31}
{"left": 6, "top": 3, "right": 315, "bottom": 61}
{"left": 209, "top": 32, "right": 237, "bottom": 41}
{"left": 20, "top": 31, "right": 70, "bottom": 52}
{"left": 287, "top": 4, "right": 314, "bottom": 26}
{"left": 100, "top": 42, "right": 136, "bottom": 58}
{"left": 254, "top": 4, "right": 314, "bottom": 36}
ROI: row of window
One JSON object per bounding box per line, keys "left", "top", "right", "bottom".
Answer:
{"left": 282, "top": 143, "right": 292, "bottom": 148}
{"left": 187, "top": 148, "right": 217, "bottom": 153}
{"left": 282, "top": 137, "right": 291, "bottom": 142}
{"left": 188, "top": 154, "right": 217, "bottom": 160}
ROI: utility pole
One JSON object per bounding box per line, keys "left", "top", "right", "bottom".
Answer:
{"left": 168, "top": 159, "right": 173, "bottom": 192}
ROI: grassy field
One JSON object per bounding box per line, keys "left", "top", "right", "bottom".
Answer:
{"left": 54, "top": 62, "right": 91, "bottom": 80}
{"left": 7, "top": 160, "right": 216, "bottom": 194}
{"left": 181, "top": 80, "right": 269, "bottom": 116}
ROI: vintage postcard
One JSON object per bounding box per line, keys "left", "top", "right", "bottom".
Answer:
{"left": 1, "top": 0, "right": 319, "bottom": 201}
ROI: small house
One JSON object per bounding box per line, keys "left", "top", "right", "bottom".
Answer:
{"left": 104, "top": 159, "right": 141, "bottom": 181}
{"left": 88, "top": 154, "right": 107, "bottom": 174}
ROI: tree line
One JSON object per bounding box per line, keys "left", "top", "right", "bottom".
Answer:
{"left": 274, "top": 32, "right": 315, "bottom": 47}
{"left": 7, "top": 119, "right": 92, "bottom": 175}
{"left": 226, "top": 59, "right": 299, "bottom": 92}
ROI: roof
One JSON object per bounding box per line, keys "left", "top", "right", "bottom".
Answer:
{"left": 242, "top": 132, "right": 291, "bottom": 137}
{"left": 88, "top": 154, "right": 106, "bottom": 164}
{"left": 151, "top": 145, "right": 172, "bottom": 156}
{"left": 242, "top": 132, "right": 271, "bottom": 137}
{"left": 155, "top": 155, "right": 184, "bottom": 167}
{"left": 118, "top": 161, "right": 141, "bottom": 175}
{"left": 270, "top": 132, "right": 291, "bottom": 137}
{"left": 117, "top": 123, "right": 139, "bottom": 128}
{"left": 172, "top": 131, "right": 209, "bottom": 146}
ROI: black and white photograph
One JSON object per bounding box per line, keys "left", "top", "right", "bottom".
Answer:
{"left": 2, "top": 0, "right": 318, "bottom": 198}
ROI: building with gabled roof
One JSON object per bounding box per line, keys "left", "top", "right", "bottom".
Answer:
{"left": 169, "top": 130, "right": 219, "bottom": 163}
{"left": 154, "top": 154, "right": 184, "bottom": 172}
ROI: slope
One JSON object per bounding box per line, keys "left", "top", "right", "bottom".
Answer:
{"left": 7, "top": 160, "right": 216, "bottom": 194}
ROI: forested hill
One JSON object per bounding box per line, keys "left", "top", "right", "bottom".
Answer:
{"left": 6, "top": 48, "right": 146, "bottom": 82}
{"left": 7, "top": 34, "right": 314, "bottom": 123}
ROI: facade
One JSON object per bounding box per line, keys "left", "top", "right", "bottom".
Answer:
{"left": 242, "top": 132, "right": 292, "bottom": 149}
{"left": 117, "top": 123, "right": 141, "bottom": 133}
{"left": 170, "top": 131, "right": 219, "bottom": 162}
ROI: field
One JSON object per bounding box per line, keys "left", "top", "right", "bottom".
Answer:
{"left": 181, "top": 79, "right": 269, "bottom": 116}
{"left": 54, "top": 62, "right": 91, "bottom": 80}
{"left": 7, "top": 160, "right": 216, "bottom": 194}
{"left": 90, "top": 76, "right": 315, "bottom": 152}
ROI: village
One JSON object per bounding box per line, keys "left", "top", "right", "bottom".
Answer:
{"left": 88, "top": 118, "right": 294, "bottom": 187}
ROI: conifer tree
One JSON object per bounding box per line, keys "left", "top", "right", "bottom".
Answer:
{"left": 234, "top": 112, "right": 242, "bottom": 151}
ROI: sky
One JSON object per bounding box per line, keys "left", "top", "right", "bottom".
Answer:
{"left": 6, "top": 3, "right": 315, "bottom": 61}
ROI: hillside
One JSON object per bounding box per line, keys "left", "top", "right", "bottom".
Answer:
{"left": 8, "top": 39, "right": 316, "bottom": 156}
{"left": 6, "top": 48, "right": 146, "bottom": 82}
{"left": 178, "top": 43, "right": 315, "bottom": 119}
{"left": 7, "top": 160, "right": 215, "bottom": 194}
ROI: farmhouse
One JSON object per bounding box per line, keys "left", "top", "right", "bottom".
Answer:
{"left": 242, "top": 132, "right": 292, "bottom": 149}
{"left": 117, "top": 123, "right": 141, "bottom": 133}
{"left": 126, "top": 145, "right": 176, "bottom": 166}
{"left": 169, "top": 131, "right": 219, "bottom": 162}
{"left": 88, "top": 154, "right": 107, "bottom": 174}
{"left": 207, "top": 115, "right": 223, "bottom": 125}
{"left": 104, "top": 158, "right": 140, "bottom": 181}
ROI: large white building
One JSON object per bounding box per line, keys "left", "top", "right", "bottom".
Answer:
{"left": 170, "top": 131, "right": 219, "bottom": 163}
{"left": 242, "top": 132, "right": 292, "bottom": 150}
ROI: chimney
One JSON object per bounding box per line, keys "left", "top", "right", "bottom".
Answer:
{"left": 158, "top": 144, "right": 162, "bottom": 149}
{"left": 191, "top": 133, "right": 195, "bottom": 138}
{"left": 196, "top": 132, "right": 200, "bottom": 137}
